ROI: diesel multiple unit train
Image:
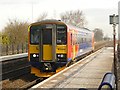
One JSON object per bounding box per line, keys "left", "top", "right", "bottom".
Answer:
{"left": 28, "top": 19, "right": 94, "bottom": 77}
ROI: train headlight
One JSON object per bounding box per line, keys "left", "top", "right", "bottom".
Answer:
{"left": 58, "top": 55, "right": 61, "bottom": 57}
{"left": 61, "top": 54, "right": 64, "bottom": 57}
{"left": 37, "top": 55, "right": 39, "bottom": 57}
{"left": 57, "top": 54, "right": 64, "bottom": 58}
{"left": 33, "top": 54, "right": 36, "bottom": 57}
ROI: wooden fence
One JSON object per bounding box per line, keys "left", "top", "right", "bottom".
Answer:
{"left": 0, "top": 43, "right": 28, "bottom": 56}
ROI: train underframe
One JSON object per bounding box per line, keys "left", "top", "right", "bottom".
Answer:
{"left": 30, "top": 61, "right": 67, "bottom": 77}
{"left": 32, "top": 61, "right": 66, "bottom": 71}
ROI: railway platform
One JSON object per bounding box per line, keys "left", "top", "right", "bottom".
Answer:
{"left": 31, "top": 47, "right": 114, "bottom": 89}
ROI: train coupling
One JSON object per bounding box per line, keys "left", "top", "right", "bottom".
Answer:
{"left": 44, "top": 63, "right": 52, "bottom": 71}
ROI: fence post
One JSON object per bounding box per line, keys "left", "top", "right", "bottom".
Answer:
{"left": 26, "top": 43, "right": 28, "bottom": 52}
{"left": 12, "top": 44, "right": 14, "bottom": 54}
{"left": 6, "top": 45, "right": 8, "bottom": 55}
{"left": 0, "top": 44, "right": 1, "bottom": 56}
{"left": 17, "top": 44, "right": 19, "bottom": 54}
{"left": 22, "top": 43, "right": 24, "bottom": 53}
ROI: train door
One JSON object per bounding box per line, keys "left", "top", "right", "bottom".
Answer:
{"left": 39, "top": 24, "right": 56, "bottom": 72}
{"left": 72, "top": 30, "right": 76, "bottom": 59}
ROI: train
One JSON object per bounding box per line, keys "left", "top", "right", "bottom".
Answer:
{"left": 28, "top": 19, "right": 94, "bottom": 77}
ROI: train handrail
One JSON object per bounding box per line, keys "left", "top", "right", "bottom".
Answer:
{"left": 98, "top": 72, "right": 115, "bottom": 90}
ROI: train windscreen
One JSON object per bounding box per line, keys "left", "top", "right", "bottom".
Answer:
{"left": 30, "top": 24, "right": 53, "bottom": 45}
{"left": 30, "top": 26, "right": 40, "bottom": 44}
{"left": 56, "top": 25, "right": 67, "bottom": 44}
{"left": 30, "top": 24, "right": 67, "bottom": 45}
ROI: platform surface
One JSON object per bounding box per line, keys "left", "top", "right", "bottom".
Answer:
{"left": 31, "top": 47, "right": 114, "bottom": 89}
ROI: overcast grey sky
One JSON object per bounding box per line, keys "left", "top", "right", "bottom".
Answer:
{"left": 0, "top": 0, "right": 119, "bottom": 38}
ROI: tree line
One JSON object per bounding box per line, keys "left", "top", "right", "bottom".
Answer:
{"left": 1, "top": 10, "right": 107, "bottom": 46}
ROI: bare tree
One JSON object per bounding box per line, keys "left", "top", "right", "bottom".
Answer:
{"left": 60, "top": 10, "right": 87, "bottom": 27}
{"left": 2, "top": 19, "right": 29, "bottom": 45}
{"left": 37, "top": 12, "right": 48, "bottom": 22}
{"left": 103, "top": 35, "right": 110, "bottom": 41}
{"left": 93, "top": 28, "right": 104, "bottom": 41}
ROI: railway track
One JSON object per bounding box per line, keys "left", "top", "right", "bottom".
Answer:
{"left": 2, "top": 74, "right": 44, "bottom": 89}
{"left": 1, "top": 41, "right": 113, "bottom": 89}
{"left": 1, "top": 54, "right": 30, "bottom": 80}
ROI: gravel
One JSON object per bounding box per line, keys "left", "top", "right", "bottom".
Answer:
{"left": 2, "top": 74, "right": 39, "bottom": 89}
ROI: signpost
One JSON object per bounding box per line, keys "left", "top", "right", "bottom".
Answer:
{"left": 109, "top": 14, "right": 119, "bottom": 60}
{"left": 109, "top": 14, "right": 119, "bottom": 90}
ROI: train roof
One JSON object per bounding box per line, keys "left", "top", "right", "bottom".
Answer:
{"left": 31, "top": 19, "right": 65, "bottom": 25}
{"left": 31, "top": 19, "right": 92, "bottom": 32}
{"left": 66, "top": 24, "right": 91, "bottom": 31}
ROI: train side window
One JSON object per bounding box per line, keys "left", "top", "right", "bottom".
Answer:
{"left": 81, "top": 38, "right": 83, "bottom": 43}
{"left": 78, "top": 33, "right": 82, "bottom": 43}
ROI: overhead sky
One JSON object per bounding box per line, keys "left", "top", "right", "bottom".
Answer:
{"left": 0, "top": 0, "right": 120, "bottom": 38}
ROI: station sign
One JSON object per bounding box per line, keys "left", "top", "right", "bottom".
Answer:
{"left": 109, "top": 15, "right": 119, "bottom": 24}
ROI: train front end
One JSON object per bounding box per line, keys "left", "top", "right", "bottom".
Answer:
{"left": 28, "top": 20, "right": 67, "bottom": 77}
